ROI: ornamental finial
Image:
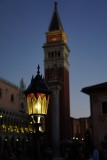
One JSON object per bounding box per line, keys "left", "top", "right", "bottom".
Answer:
{"left": 54, "top": 0, "right": 58, "bottom": 10}
{"left": 37, "top": 65, "right": 40, "bottom": 75}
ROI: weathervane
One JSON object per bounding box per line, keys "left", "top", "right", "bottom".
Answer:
{"left": 54, "top": 0, "right": 58, "bottom": 5}
{"left": 54, "top": 0, "right": 58, "bottom": 9}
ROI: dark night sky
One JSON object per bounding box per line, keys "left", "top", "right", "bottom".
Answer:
{"left": 0, "top": 0, "right": 107, "bottom": 118}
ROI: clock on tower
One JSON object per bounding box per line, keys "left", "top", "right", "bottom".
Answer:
{"left": 47, "top": 31, "right": 67, "bottom": 43}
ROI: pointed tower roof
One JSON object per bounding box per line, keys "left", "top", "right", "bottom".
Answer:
{"left": 48, "top": 2, "right": 64, "bottom": 31}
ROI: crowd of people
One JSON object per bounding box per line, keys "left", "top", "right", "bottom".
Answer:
{"left": 0, "top": 145, "right": 24, "bottom": 160}
{"left": 0, "top": 141, "right": 53, "bottom": 160}
{"left": 63, "top": 144, "right": 107, "bottom": 160}
{"left": 0, "top": 140, "right": 107, "bottom": 160}
{"left": 0, "top": 142, "right": 33, "bottom": 160}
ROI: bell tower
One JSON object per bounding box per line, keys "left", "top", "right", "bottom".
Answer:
{"left": 43, "top": 2, "right": 71, "bottom": 156}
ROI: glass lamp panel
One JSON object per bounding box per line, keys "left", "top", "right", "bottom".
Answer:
{"left": 40, "top": 93, "right": 45, "bottom": 99}
{"left": 27, "top": 96, "right": 33, "bottom": 114}
{"left": 42, "top": 96, "right": 46, "bottom": 114}
{"left": 46, "top": 96, "right": 50, "bottom": 114}
{"left": 35, "top": 96, "right": 42, "bottom": 114}
{"left": 27, "top": 93, "right": 50, "bottom": 115}
{"left": 32, "top": 95, "right": 37, "bottom": 114}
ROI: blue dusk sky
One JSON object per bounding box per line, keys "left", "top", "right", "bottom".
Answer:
{"left": 0, "top": 0, "right": 107, "bottom": 118}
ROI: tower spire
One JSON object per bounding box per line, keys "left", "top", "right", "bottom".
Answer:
{"left": 48, "top": 1, "right": 63, "bottom": 31}
{"left": 54, "top": 0, "right": 58, "bottom": 10}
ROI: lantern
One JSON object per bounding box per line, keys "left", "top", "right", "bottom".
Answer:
{"left": 24, "top": 65, "right": 51, "bottom": 131}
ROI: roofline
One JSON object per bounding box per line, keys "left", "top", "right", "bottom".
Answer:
{"left": 0, "top": 77, "right": 19, "bottom": 89}
{"left": 81, "top": 82, "right": 107, "bottom": 95}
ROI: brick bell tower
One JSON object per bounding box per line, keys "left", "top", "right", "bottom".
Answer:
{"left": 43, "top": 2, "right": 71, "bottom": 156}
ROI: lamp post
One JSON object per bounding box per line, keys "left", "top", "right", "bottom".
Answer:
{"left": 24, "top": 65, "right": 51, "bottom": 160}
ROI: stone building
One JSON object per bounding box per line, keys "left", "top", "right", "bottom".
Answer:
{"left": 71, "top": 117, "right": 91, "bottom": 141}
{"left": 82, "top": 82, "right": 107, "bottom": 149}
{"left": 0, "top": 77, "right": 31, "bottom": 156}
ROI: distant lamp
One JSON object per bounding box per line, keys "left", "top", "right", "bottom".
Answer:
{"left": 0, "top": 115, "right": 2, "bottom": 118}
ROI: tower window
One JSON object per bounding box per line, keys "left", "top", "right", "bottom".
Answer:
{"left": 52, "top": 51, "right": 54, "bottom": 58}
{"left": 0, "top": 88, "right": 2, "bottom": 98}
{"left": 102, "top": 101, "right": 107, "bottom": 114}
{"left": 20, "top": 102, "right": 25, "bottom": 113}
{"left": 10, "top": 94, "right": 14, "bottom": 103}
{"left": 58, "top": 51, "right": 60, "bottom": 58}
{"left": 48, "top": 52, "right": 51, "bottom": 58}
{"left": 21, "top": 102, "right": 24, "bottom": 109}
{"left": 55, "top": 51, "right": 57, "bottom": 58}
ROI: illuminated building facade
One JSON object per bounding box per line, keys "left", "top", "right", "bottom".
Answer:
{"left": 0, "top": 77, "right": 31, "bottom": 154}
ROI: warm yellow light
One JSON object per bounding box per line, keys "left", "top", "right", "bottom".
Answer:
{"left": 35, "top": 102, "right": 41, "bottom": 113}
{"left": 2, "top": 124, "right": 6, "bottom": 130}
{"left": 0, "top": 115, "right": 2, "bottom": 118}
{"left": 25, "top": 128, "right": 28, "bottom": 132}
{"left": 29, "top": 127, "right": 33, "bottom": 133}
{"left": 39, "top": 126, "right": 43, "bottom": 132}
{"left": 37, "top": 116, "right": 41, "bottom": 123}
{"left": 27, "top": 93, "right": 50, "bottom": 115}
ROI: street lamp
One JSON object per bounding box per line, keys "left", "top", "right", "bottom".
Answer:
{"left": 24, "top": 65, "right": 51, "bottom": 160}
